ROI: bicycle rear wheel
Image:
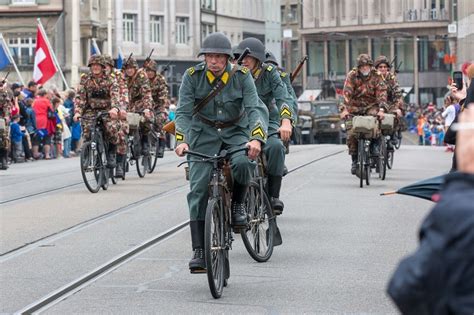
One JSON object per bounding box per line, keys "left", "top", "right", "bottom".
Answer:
{"left": 358, "top": 139, "right": 364, "bottom": 188}
{"left": 205, "top": 198, "right": 226, "bottom": 299}
{"left": 80, "top": 141, "right": 103, "bottom": 193}
{"left": 147, "top": 133, "right": 159, "bottom": 173}
{"left": 386, "top": 149, "right": 394, "bottom": 169}
{"left": 379, "top": 137, "right": 387, "bottom": 180}
{"left": 241, "top": 181, "right": 275, "bottom": 262}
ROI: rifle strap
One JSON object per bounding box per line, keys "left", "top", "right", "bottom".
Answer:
{"left": 192, "top": 65, "right": 239, "bottom": 115}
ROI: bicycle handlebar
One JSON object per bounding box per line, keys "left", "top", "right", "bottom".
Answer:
{"left": 177, "top": 147, "right": 248, "bottom": 167}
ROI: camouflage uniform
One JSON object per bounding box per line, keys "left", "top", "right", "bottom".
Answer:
{"left": 74, "top": 56, "right": 122, "bottom": 148}
{"left": 0, "top": 83, "right": 12, "bottom": 168}
{"left": 144, "top": 60, "right": 168, "bottom": 127}
{"left": 342, "top": 64, "right": 388, "bottom": 155}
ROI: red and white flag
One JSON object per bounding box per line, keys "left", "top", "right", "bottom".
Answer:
{"left": 33, "top": 25, "right": 57, "bottom": 84}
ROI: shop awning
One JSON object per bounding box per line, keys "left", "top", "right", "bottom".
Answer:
{"left": 298, "top": 89, "right": 322, "bottom": 102}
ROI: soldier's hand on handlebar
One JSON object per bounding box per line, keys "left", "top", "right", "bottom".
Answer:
{"left": 377, "top": 109, "right": 385, "bottom": 120}
{"left": 278, "top": 119, "right": 292, "bottom": 142}
{"left": 395, "top": 108, "right": 403, "bottom": 118}
{"left": 143, "top": 109, "right": 153, "bottom": 119}
{"left": 108, "top": 108, "right": 119, "bottom": 120}
{"left": 340, "top": 109, "right": 350, "bottom": 119}
{"left": 246, "top": 140, "right": 261, "bottom": 160}
{"left": 73, "top": 113, "right": 81, "bottom": 122}
{"left": 175, "top": 143, "right": 189, "bottom": 157}
{"left": 119, "top": 109, "right": 127, "bottom": 120}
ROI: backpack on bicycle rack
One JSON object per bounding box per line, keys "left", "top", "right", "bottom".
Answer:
{"left": 353, "top": 116, "right": 377, "bottom": 137}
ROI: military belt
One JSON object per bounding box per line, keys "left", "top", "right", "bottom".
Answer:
{"left": 196, "top": 110, "right": 244, "bottom": 129}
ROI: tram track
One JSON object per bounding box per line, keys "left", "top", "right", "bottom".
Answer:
{"left": 13, "top": 148, "right": 345, "bottom": 314}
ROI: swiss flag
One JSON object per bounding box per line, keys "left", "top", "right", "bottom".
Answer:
{"left": 33, "top": 25, "right": 57, "bottom": 84}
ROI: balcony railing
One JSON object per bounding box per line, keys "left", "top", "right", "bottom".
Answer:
{"left": 404, "top": 8, "right": 449, "bottom": 22}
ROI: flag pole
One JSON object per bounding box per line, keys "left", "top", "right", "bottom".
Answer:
{"left": 37, "top": 18, "right": 69, "bottom": 89}
{"left": 0, "top": 33, "right": 25, "bottom": 86}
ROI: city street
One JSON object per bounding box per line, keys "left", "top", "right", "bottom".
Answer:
{"left": 0, "top": 141, "right": 452, "bottom": 314}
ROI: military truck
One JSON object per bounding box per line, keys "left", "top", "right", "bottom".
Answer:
{"left": 295, "top": 98, "right": 346, "bottom": 144}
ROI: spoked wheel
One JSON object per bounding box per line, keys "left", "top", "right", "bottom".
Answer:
{"left": 386, "top": 149, "right": 394, "bottom": 169}
{"left": 241, "top": 181, "right": 275, "bottom": 262}
{"left": 136, "top": 153, "right": 148, "bottom": 178}
{"left": 379, "top": 138, "right": 387, "bottom": 180}
{"left": 80, "top": 141, "right": 104, "bottom": 193}
{"left": 205, "top": 198, "right": 226, "bottom": 299}
{"left": 147, "top": 134, "right": 159, "bottom": 173}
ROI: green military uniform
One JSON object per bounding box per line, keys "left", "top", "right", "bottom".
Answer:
{"left": 278, "top": 70, "right": 298, "bottom": 117}
{"left": 342, "top": 67, "right": 388, "bottom": 155}
{"left": 253, "top": 63, "right": 295, "bottom": 177}
{"left": 0, "top": 83, "right": 12, "bottom": 169}
{"left": 175, "top": 61, "right": 268, "bottom": 221}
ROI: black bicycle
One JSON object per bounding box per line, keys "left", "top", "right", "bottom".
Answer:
{"left": 241, "top": 152, "right": 276, "bottom": 262}
{"left": 79, "top": 112, "right": 116, "bottom": 193}
{"left": 179, "top": 147, "right": 250, "bottom": 299}
{"left": 351, "top": 115, "right": 379, "bottom": 188}
{"left": 120, "top": 113, "right": 149, "bottom": 179}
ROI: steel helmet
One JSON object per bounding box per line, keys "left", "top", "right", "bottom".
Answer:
{"left": 265, "top": 50, "right": 278, "bottom": 66}
{"left": 145, "top": 60, "right": 158, "bottom": 72}
{"left": 198, "top": 32, "right": 232, "bottom": 57}
{"left": 235, "top": 37, "right": 266, "bottom": 63}
{"left": 102, "top": 54, "right": 115, "bottom": 68}
{"left": 87, "top": 54, "right": 105, "bottom": 67}
{"left": 124, "top": 56, "right": 138, "bottom": 69}
{"left": 374, "top": 55, "right": 390, "bottom": 69}
{"left": 357, "top": 54, "right": 373, "bottom": 67}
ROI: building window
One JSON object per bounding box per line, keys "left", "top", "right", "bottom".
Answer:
{"left": 307, "top": 41, "right": 325, "bottom": 78}
{"left": 418, "top": 37, "right": 450, "bottom": 72}
{"left": 328, "top": 40, "right": 346, "bottom": 75}
{"left": 150, "top": 15, "right": 163, "bottom": 43}
{"left": 372, "top": 38, "right": 391, "bottom": 60}
{"left": 201, "top": 23, "right": 214, "bottom": 44}
{"left": 395, "top": 38, "right": 415, "bottom": 72}
{"left": 201, "top": 0, "right": 214, "bottom": 10}
{"left": 289, "top": 4, "right": 298, "bottom": 23}
{"left": 123, "top": 13, "right": 136, "bottom": 43}
{"left": 176, "top": 17, "right": 189, "bottom": 44}
{"left": 281, "top": 6, "right": 286, "bottom": 23}
{"left": 10, "top": 0, "right": 36, "bottom": 5}
{"left": 8, "top": 36, "right": 36, "bottom": 65}
{"left": 291, "top": 40, "right": 299, "bottom": 72}
{"left": 349, "top": 38, "right": 368, "bottom": 68}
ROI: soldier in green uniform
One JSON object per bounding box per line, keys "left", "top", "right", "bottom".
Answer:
{"left": 235, "top": 37, "right": 295, "bottom": 215}
{"left": 340, "top": 54, "right": 388, "bottom": 175}
{"left": 0, "top": 79, "right": 12, "bottom": 170}
{"left": 103, "top": 54, "right": 129, "bottom": 177}
{"left": 374, "top": 55, "right": 404, "bottom": 150}
{"left": 73, "top": 55, "right": 122, "bottom": 167}
{"left": 123, "top": 57, "right": 154, "bottom": 154}
{"left": 174, "top": 32, "right": 268, "bottom": 273}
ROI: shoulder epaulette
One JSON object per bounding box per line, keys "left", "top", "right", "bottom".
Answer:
{"left": 80, "top": 73, "right": 87, "bottom": 78}
{"left": 280, "top": 71, "right": 287, "bottom": 78}
{"left": 239, "top": 66, "right": 249, "bottom": 74}
{"left": 266, "top": 65, "right": 273, "bottom": 72}
{"left": 187, "top": 63, "right": 205, "bottom": 76}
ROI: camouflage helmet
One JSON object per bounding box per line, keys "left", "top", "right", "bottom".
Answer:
{"left": 265, "top": 50, "right": 278, "bottom": 66}
{"left": 124, "top": 56, "right": 138, "bottom": 69}
{"left": 87, "top": 54, "right": 105, "bottom": 67}
{"left": 357, "top": 54, "right": 373, "bottom": 67}
{"left": 235, "top": 37, "right": 266, "bottom": 63}
{"left": 198, "top": 32, "right": 232, "bottom": 57}
{"left": 145, "top": 59, "right": 158, "bottom": 72}
{"left": 102, "top": 54, "right": 115, "bottom": 68}
{"left": 374, "top": 55, "right": 390, "bottom": 69}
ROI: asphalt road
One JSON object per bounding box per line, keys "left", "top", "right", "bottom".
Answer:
{"left": 0, "top": 142, "right": 451, "bottom": 314}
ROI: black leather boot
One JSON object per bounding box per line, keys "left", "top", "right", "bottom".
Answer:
{"left": 268, "top": 175, "right": 284, "bottom": 215}
{"left": 351, "top": 154, "right": 357, "bottom": 175}
{"left": 189, "top": 220, "right": 206, "bottom": 273}
{"left": 115, "top": 154, "right": 125, "bottom": 178}
{"left": 157, "top": 137, "right": 165, "bottom": 158}
{"left": 141, "top": 135, "right": 149, "bottom": 155}
{"left": 231, "top": 182, "right": 248, "bottom": 228}
{"left": 107, "top": 144, "right": 116, "bottom": 168}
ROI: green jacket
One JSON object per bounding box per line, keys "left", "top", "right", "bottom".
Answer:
{"left": 253, "top": 63, "right": 296, "bottom": 132}
{"left": 175, "top": 62, "right": 268, "bottom": 148}
{"left": 278, "top": 70, "right": 298, "bottom": 120}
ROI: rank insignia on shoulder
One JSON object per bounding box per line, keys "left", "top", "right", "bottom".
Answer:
{"left": 251, "top": 125, "right": 266, "bottom": 139}
{"left": 280, "top": 72, "right": 287, "bottom": 78}
{"left": 187, "top": 67, "right": 195, "bottom": 76}
{"left": 280, "top": 105, "right": 292, "bottom": 118}
{"left": 240, "top": 66, "right": 249, "bottom": 74}
{"left": 266, "top": 65, "right": 273, "bottom": 71}
{"left": 175, "top": 131, "right": 185, "bottom": 142}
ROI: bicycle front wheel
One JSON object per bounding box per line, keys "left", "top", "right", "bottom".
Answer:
{"left": 358, "top": 138, "right": 364, "bottom": 188}
{"left": 379, "top": 137, "right": 387, "bottom": 180}
{"left": 205, "top": 198, "right": 226, "bottom": 299}
{"left": 241, "top": 181, "right": 275, "bottom": 262}
{"left": 386, "top": 149, "right": 394, "bottom": 169}
{"left": 80, "top": 141, "right": 103, "bottom": 193}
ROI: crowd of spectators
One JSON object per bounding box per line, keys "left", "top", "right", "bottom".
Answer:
{"left": 3, "top": 80, "right": 177, "bottom": 168}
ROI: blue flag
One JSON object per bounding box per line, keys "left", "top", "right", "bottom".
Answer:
{"left": 91, "top": 38, "right": 101, "bottom": 56}
{"left": 116, "top": 48, "right": 123, "bottom": 70}
{"left": 0, "top": 40, "right": 12, "bottom": 71}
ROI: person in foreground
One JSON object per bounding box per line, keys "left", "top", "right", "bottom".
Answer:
{"left": 387, "top": 107, "right": 474, "bottom": 314}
